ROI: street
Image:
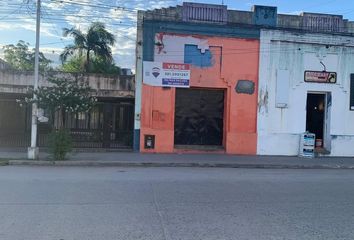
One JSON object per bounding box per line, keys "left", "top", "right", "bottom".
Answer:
{"left": 0, "top": 166, "right": 354, "bottom": 240}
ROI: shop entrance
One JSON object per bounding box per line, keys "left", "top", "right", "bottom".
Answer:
{"left": 306, "top": 92, "right": 331, "bottom": 151}
{"left": 174, "top": 88, "right": 224, "bottom": 147}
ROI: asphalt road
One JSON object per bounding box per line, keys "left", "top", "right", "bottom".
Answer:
{"left": 0, "top": 166, "right": 354, "bottom": 240}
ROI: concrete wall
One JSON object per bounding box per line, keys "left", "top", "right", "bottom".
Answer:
{"left": 0, "top": 70, "right": 135, "bottom": 98}
{"left": 0, "top": 59, "right": 11, "bottom": 70}
{"left": 258, "top": 29, "right": 354, "bottom": 156}
{"left": 141, "top": 6, "right": 182, "bottom": 22}
{"left": 140, "top": 33, "right": 259, "bottom": 154}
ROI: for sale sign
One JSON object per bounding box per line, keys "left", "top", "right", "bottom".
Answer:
{"left": 143, "top": 61, "right": 190, "bottom": 88}
{"left": 304, "top": 71, "right": 337, "bottom": 83}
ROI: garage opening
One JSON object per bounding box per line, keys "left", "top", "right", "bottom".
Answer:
{"left": 174, "top": 88, "right": 224, "bottom": 148}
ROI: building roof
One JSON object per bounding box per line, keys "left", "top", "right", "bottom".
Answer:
{"left": 140, "top": 2, "right": 354, "bottom": 35}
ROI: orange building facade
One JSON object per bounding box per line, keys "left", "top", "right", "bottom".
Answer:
{"left": 138, "top": 33, "right": 259, "bottom": 154}
{"left": 135, "top": 3, "right": 262, "bottom": 154}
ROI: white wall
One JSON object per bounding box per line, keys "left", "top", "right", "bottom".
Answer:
{"left": 154, "top": 34, "right": 210, "bottom": 63}
{"left": 258, "top": 30, "right": 354, "bottom": 156}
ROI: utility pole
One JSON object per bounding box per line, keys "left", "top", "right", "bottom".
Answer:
{"left": 28, "top": 0, "right": 41, "bottom": 159}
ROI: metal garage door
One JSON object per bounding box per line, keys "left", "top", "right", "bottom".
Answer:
{"left": 174, "top": 88, "right": 224, "bottom": 146}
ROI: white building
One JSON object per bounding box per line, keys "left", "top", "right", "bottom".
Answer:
{"left": 258, "top": 29, "right": 354, "bottom": 156}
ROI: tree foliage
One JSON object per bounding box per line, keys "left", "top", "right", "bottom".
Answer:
{"left": 18, "top": 76, "right": 97, "bottom": 160}
{"left": 3, "top": 40, "right": 52, "bottom": 71}
{"left": 34, "top": 77, "right": 96, "bottom": 114}
{"left": 21, "top": 77, "right": 97, "bottom": 128}
{"left": 49, "top": 129, "right": 72, "bottom": 161}
{"left": 60, "top": 56, "right": 86, "bottom": 73}
{"left": 61, "top": 55, "right": 121, "bottom": 74}
{"left": 60, "top": 22, "right": 116, "bottom": 72}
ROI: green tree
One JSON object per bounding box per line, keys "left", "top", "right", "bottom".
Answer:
{"left": 33, "top": 77, "right": 96, "bottom": 128}
{"left": 60, "top": 56, "right": 86, "bottom": 73}
{"left": 60, "top": 22, "right": 116, "bottom": 72}
{"left": 90, "top": 56, "right": 121, "bottom": 74}
{"left": 61, "top": 55, "right": 121, "bottom": 74}
{"left": 3, "top": 40, "right": 52, "bottom": 71}
{"left": 21, "top": 77, "right": 97, "bottom": 160}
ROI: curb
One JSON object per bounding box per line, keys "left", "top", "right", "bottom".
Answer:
{"left": 7, "top": 160, "right": 354, "bottom": 169}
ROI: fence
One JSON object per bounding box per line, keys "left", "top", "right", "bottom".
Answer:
{"left": 0, "top": 95, "right": 134, "bottom": 149}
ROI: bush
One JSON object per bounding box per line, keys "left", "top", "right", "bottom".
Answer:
{"left": 49, "top": 129, "right": 72, "bottom": 160}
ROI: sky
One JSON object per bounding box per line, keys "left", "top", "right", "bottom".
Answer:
{"left": 1, "top": 0, "right": 354, "bottom": 71}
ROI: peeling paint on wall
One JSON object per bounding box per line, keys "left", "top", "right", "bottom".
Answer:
{"left": 154, "top": 34, "right": 210, "bottom": 64}
{"left": 258, "top": 88, "right": 269, "bottom": 113}
{"left": 155, "top": 33, "right": 165, "bottom": 54}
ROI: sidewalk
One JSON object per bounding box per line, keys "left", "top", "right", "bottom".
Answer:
{"left": 1, "top": 148, "right": 354, "bottom": 169}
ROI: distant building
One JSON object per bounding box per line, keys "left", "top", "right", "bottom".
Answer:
{"left": 134, "top": 2, "right": 354, "bottom": 156}
{"left": 121, "top": 68, "right": 133, "bottom": 76}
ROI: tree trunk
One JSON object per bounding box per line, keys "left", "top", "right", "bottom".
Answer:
{"left": 62, "top": 109, "right": 66, "bottom": 130}
{"left": 86, "top": 49, "right": 90, "bottom": 72}
{"left": 57, "top": 108, "right": 65, "bottom": 130}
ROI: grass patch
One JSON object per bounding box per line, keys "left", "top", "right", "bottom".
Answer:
{"left": 0, "top": 160, "right": 9, "bottom": 166}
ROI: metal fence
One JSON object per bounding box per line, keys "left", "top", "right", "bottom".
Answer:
{"left": 0, "top": 95, "right": 134, "bottom": 149}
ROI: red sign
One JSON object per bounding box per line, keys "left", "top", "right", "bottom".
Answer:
{"left": 304, "top": 71, "right": 337, "bottom": 83}
{"left": 162, "top": 63, "right": 190, "bottom": 70}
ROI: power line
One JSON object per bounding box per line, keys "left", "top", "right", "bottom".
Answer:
{"left": 40, "top": 40, "right": 72, "bottom": 45}
{"left": 0, "top": 16, "right": 137, "bottom": 27}
{"left": 0, "top": 1, "right": 26, "bottom": 20}
{"left": 50, "top": 0, "right": 183, "bottom": 19}
{"left": 41, "top": 5, "right": 67, "bottom": 47}
{"left": 52, "top": 0, "right": 136, "bottom": 12}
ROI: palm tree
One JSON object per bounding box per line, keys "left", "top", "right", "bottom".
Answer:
{"left": 60, "top": 22, "right": 116, "bottom": 72}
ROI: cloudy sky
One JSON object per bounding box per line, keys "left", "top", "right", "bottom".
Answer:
{"left": 1, "top": 0, "right": 354, "bottom": 71}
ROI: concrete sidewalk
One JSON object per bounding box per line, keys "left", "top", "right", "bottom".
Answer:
{"left": 1, "top": 148, "right": 354, "bottom": 169}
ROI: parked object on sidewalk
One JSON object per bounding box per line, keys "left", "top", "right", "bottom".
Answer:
{"left": 299, "top": 132, "right": 315, "bottom": 158}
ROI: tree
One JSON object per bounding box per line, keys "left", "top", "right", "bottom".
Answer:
{"left": 90, "top": 56, "right": 121, "bottom": 74}
{"left": 3, "top": 40, "right": 52, "bottom": 71}
{"left": 60, "top": 22, "right": 116, "bottom": 72}
{"left": 60, "top": 56, "right": 86, "bottom": 73}
{"left": 20, "top": 77, "right": 97, "bottom": 160}
{"left": 61, "top": 55, "right": 121, "bottom": 74}
{"left": 33, "top": 77, "right": 96, "bottom": 128}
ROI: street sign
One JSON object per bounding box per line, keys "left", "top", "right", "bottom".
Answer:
{"left": 304, "top": 71, "right": 337, "bottom": 83}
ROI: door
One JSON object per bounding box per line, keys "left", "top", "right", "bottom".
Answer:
{"left": 323, "top": 93, "right": 332, "bottom": 151}
{"left": 306, "top": 93, "right": 325, "bottom": 148}
{"left": 174, "top": 88, "right": 224, "bottom": 146}
{"left": 102, "top": 103, "right": 113, "bottom": 148}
